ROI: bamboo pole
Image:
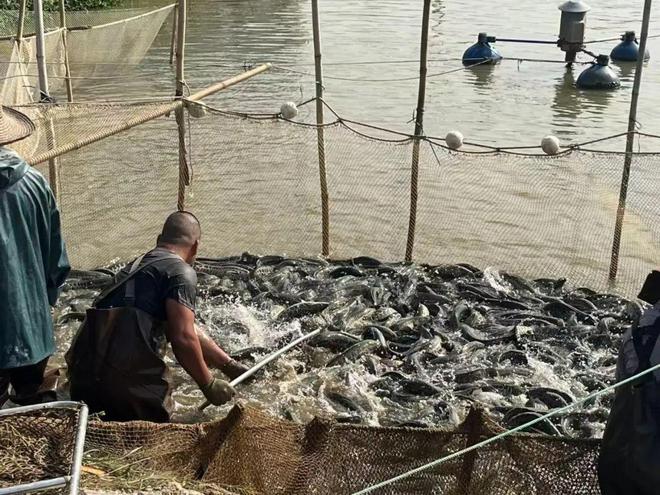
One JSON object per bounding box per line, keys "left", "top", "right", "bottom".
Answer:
{"left": 16, "top": 0, "right": 26, "bottom": 43}
{"left": 311, "top": 0, "right": 329, "bottom": 257}
{"left": 33, "top": 0, "right": 62, "bottom": 200}
{"left": 174, "top": 0, "right": 187, "bottom": 211}
{"left": 169, "top": 5, "right": 178, "bottom": 66}
{"left": 59, "top": 0, "right": 74, "bottom": 102}
{"left": 26, "top": 64, "right": 271, "bottom": 166}
{"left": 608, "top": 0, "right": 653, "bottom": 283}
{"left": 33, "top": 0, "right": 49, "bottom": 101}
{"left": 404, "top": 0, "right": 431, "bottom": 263}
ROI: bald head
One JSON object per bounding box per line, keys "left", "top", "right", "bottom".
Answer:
{"left": 158, "top": 211, "right": 201, "bottom": 248}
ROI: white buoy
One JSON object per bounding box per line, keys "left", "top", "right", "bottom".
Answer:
{"left": 187, "top": 101, "right": 207, "bottom": 119}
{"left": 541, "top": 135, "right": 561, "bottom": 155}
{"left": 280, "top": 101, "right": 298, "bottom": 120}
{"left": 445, "top": 131, "right": 464, "bottom": 150}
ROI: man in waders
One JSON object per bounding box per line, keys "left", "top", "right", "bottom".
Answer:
{"left": 598, "top": 270, "right": 660, "bottom": 495}
{"left": 66, "top": 211, "right": 249, "bottom": 422}
{"left": 0, "top": 106, "right": 71, "bottom": 407}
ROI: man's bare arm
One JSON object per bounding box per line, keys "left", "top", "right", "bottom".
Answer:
{"left": 195, "top": 325, "right": 232, "bottom": 369}
{"left": 165, "top": 299, "right": 213, "bottom": 387}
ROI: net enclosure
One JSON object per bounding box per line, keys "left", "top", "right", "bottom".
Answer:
{"left": 7, "top": 98, "right": 659, "bottom": 297}
{"left": 0, "top": 403, "right": 602, "bottom": 495}
{"left": 0, "top": 5, "right": 174, "bottom": 105}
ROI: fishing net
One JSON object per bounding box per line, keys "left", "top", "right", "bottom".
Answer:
{"left": 0, "top": 406, "right": 79, "bottom": 487}
{"left": 0, "top": 403, "right": 601, "bottom": 494}
{"left": 0, "top": 5, "right": 174, "bottom": 105}
{"left": 6, "top": 99, "right": 656, "bottom": 296}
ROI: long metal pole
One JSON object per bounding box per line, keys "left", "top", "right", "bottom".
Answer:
{"left": 608, "top": 0, "right": 653, "bottom": 282}
{"left": 59, "top": 0, "right": 74, "bottom": 102}
{"left": 405, "top": 0, "right": 431, "bottom": 263}
{"left": 175, "top": 0, "right": 188, "bottom": 211}
{"left": 198, "top": 329, "right": 322, "bottom": 411}
{"left": 311, "top": 0, "right": 330, "bottom": 257}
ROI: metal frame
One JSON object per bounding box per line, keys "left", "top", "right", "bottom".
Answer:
{"left": 0, "top": 401, "right": 89, "bottom": 495}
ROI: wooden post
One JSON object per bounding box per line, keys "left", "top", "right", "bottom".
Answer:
{"left": 311, "top": 0, "right": 329, "bottom": 257}
{"left": 174, "top": 0, "right": 188, "bottom": 211}
{"left": 608, "top": 0, "right": 653, "bottom": 282}
{"left": 404, "top": 0, "right": 431, "bottom": 263}
{"left": 169, "top": 6, "right": 178, "bottom": 66}
{"left": 59, "top": 0, "right": 74, "bottom": 102}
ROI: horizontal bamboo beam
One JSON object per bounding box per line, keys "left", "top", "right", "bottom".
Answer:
{"left": 26, "top": 63, "right": 271, "bottom": 165}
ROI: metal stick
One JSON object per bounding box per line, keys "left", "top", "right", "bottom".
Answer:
{"left": 174, "top": 0, "right": 188, "bottom": 211}
{"left": 198, "top": 329, "right": 322, "bottom": 411}
{"left": 608, "top": 0, "right": 653, "bottom": 282}
{"left": 311, "top": 0, "right": 329, "bottom": 257}
{"left": 405, "top": 0, "right": 431, "bottom": 263}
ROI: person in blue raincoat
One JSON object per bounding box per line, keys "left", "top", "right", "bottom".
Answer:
{"left": 0, "top": 106, "right": 70, "bottom": 406}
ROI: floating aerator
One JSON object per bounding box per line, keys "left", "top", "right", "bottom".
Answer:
{"left": 576, "top": 55, "right": 620, "bottom": 89}
{"left": 610, "top": 31, "right": 650, "bottom": 62}
{"left": 462, "top": 33, "right": 503, "bottom": 66}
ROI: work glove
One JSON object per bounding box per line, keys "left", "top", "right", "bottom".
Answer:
{"left": 220, "top": 359, "right": 251, "bottom": 381}
{"left": 200, "top": 378, "right": 235, "bottom": 406}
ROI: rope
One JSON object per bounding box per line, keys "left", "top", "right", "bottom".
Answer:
{"left": 272, "top": 59, "right": 494, "bottom": 83}
{"left": 352, "top": 360, "right": 660, "bottom": 494}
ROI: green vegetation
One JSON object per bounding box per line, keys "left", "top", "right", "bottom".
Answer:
{"left": 0, "top": 0, "right": 120, "bottom": 10}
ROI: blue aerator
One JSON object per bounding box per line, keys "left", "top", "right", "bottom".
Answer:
{"left": 576, "top": 54, "right": 620, "bottom": 89}
{"left": 610, "top": 31, "right": 650, "bottom": 62}
{"left": 462, "top": 33, "right": 503, "bottom": 66}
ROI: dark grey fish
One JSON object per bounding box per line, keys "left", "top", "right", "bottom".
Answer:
{"left": 326, "top": 340, "right": 381, "bottom": 367}
{"left": 460, "top": 323, "right": 517, "bottom": 345}
{"left": 276, "top": 301, "right": 329, "bottom": 321}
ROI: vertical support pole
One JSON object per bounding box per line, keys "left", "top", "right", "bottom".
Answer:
{"left": 405, "top": 0, "right": 431, "bottom": 263}
{"left": 174, "top": 0, "right": 188, "bottom": 211}
{"left": 169, "top": 6, "right": 178, "bottom": 66}
{"left": 311, "top": 0, "right": 329, "bottom": 257}
{"left": 59, "top": 0, "right": 74, "bottom": 102}
{"left": 16, "top": 0, "right": 26, "bottom": 43}
{"left": 608, "top": 0, "right": 652, "bottom": 282}
{"left": 34, "top": 0, "right": 61, "bottom": 200}
{"left": 34, "top": 0, "right": 49, "bottom": 100}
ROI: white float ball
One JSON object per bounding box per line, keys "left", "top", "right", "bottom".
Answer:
{"left": 280, "top": 101, "right": 298, "bottom": 120}
{"left": 187, "top": 102, "right": 207, "bottom": 119}
{"left": 541, "top": 135, "right": 561, "bottom": 156}
{"left": 445, "top": 131, "right": 464, "bottom": 150}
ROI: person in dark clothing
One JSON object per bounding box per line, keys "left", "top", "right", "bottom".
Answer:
{"left": 598, "top": 270, "right": 660, "bottom": 495}
{"left": 66, "top": 211, "right": 248, "bottom": 422}
{"left": 0, "top": 106, "right": 70, "bottom": 407}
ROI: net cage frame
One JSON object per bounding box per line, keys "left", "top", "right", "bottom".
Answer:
{"left": 8, "top": 94, "right": 657, "bottom": 298}
{"left": 0, "top": 401, "right": 88, "bottom": 495}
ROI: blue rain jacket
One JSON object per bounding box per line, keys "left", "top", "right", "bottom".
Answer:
{"left": 0, "top": 147, "right": 70, "bottom": 369}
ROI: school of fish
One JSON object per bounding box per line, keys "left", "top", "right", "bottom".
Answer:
{"left": 54, "top": 254, "right": 643, "bottom": 438}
